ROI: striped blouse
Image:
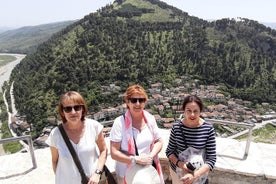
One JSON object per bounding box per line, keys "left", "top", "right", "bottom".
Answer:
{"left": 166, "top": 120, "right": 216, "bottom": 172}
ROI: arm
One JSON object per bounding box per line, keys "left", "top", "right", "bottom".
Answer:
{"left": 205, "top": 126, "right": 217, "bottom": 170}
{"left": 110, "top": 116, "right": 135, "bottom": 165}
{"left": 110, "top": 140, "right": 153, "bottom": 166}
{"left": 49, "top": 146, "right": 59, "bottom": 174}
{"left": 149, "top": 121, "right": 163, "bottom": 158}
{"left": 181, "top": 125, "right": 217, "bottom": 183}
{"left": 110, "top": 141, "right": 134, "bottom": 164}
{"left": 95, "top": 130, "right": 108, "bottom": 170}
{"left": 180, "top": 164, "right": 211, "bottom": 184}
{"left": 149, "top": 138, "right": 163, "bottom": 158}
{"left": 166, "top": 125, "right": 178, "bottom": 164}
{"left": 89, "top": 130, "right": 107, "bottom": 183}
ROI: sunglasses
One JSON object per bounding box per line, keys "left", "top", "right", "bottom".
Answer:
{"left": 129, "top": 98, "right": 146, "bottom": 104}
{"left": 63, "top": 105, "right": 83, "bottom": 113}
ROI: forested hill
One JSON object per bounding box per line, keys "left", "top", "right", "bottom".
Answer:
{"left": 0, "top": 20, "right": 75, "bottom": 54}
{"left": 9, "top": 0, "right": 276, "bottom": 137}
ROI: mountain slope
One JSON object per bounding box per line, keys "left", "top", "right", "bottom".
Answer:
{"left": 0, "top": 21, "right": 76, "bottom": 54}
{"left": 8, "top": 0, "right": 276, "bottom": 137}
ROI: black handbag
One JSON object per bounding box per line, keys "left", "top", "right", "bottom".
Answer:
{"left": 58, "top": 124, "right": 117, "bottom": 184}
{"left": 102, "top": 165, "right": 117, "bottom": 184}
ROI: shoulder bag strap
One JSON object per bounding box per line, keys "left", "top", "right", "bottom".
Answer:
{"left": 58, "top": 124, "right": 88, "bottom": 182}
{"left": 133, "top": 136, "right": 139, "bottom": 156}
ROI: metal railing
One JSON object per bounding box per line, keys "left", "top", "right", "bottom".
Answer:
{"left": 0, "top": 135, "right": 37, "bottom": 169}
{"left": 206, "top": 118, "right": 255, "bottom": 160}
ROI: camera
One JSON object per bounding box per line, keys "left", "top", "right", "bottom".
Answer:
{"left": 186, "top": 162, "right": 196, "bottom": 171}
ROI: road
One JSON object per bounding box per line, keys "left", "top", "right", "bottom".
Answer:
{"left": 0, "top": 53, "right": 25, "bottom": 155}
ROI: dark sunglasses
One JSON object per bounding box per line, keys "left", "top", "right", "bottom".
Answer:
{"left": 129, "top": 98, "right": 146, "bottom": 104}
{"left": 63, "top": 105, "right": 83, "bottom": 113}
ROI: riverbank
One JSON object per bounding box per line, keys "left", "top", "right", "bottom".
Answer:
{"left": 0, "top": 53, "right": 26, "bottom": 92}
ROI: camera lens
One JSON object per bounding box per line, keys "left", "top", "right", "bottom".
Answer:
{"left": 186, "top": 162, "right": 196, "bottom": 171}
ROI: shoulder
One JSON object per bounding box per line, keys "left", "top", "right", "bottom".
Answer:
{"left": 113, "top": 115, "right": 124, "bottom": 125}
{"left": 85, "top": 118, "right": 103, "bottom": 129}
{"left": 143, "top": 110, "right": 157, "bottom": 125}
{"left": 172, "top": 120, "right": 182, "bottom": 128}
{"left": 202, "top": 121, "right": 214, "bottom": 129}
{"left": 50, "top": 126, "right": 60, "bottom": 136}
{"left": 45, "top": 126, "right": 60, "bottom": 146}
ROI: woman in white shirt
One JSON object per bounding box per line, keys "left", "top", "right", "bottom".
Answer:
{"left": 46, "top": 91, "right": 107, "bottom": 184}
{"left": 110, "top": 84, "right": 164, "bottom": 184}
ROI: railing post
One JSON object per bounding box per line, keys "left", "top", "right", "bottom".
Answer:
{"left": 0, "top": 135, "right": 37, "bottom": 169}
{"left": 205, "top": 118, "right": 255, "bottom": 160}
{"left": 27, "top": 138, "right": 37, "bottom": 169}
{"left": 244, "top": 126, "right": 254, "bottom": 159}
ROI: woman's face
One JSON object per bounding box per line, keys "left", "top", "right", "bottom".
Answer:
{"left": 184, "top": 101, "right": 201, "bottom": 123}
{"left": 62, "top": 100, "right": 83, "bottom": 123}
{"left": 127, "top": 93, "right": 147, "bottom": 115}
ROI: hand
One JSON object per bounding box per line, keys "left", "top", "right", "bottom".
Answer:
{"left": 180, "top": 173, "right": 195, "bottom": 184}
{"left": 88, "top": 173, "right": 101, "bottom": 184}
{"left": 135, "top": 155, "right": 153, "bottom": 166}
{"left": 179, "top": 162, "right": 195, "bottom": 174}
{"left": 178, "top": 161, "right": 192, "bottom": 174}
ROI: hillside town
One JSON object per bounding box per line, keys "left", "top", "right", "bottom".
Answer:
{"left": 9, "top": 76, "right": 276, "bottom": 146}
{"left": 93, "top": 76, "right": 273, "bottom": 125}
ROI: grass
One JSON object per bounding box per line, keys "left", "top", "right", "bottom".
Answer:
{"left": 0, "top": 55, "right": 17, "bottom": 67}
{"left": 236, "top": 124, "right": 276, "bottom": 144}
{"left": 1, "top": 120, "right": 23, "bottom": 154}
{"left": 0, "top": 93, "right": 22, "bottom": 154}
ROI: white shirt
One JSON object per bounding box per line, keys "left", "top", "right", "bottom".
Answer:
{"left": 110, "top": 115, "right": 161, "bottom": 177}
{"left": 46, "top": 118, "right": 103, "bottom": 184}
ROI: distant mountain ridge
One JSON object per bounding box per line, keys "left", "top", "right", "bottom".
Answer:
{"left": 0, "top": 21, "right": 76, "bottom": 54}
{"left": 0, "top": 27, "right": 16, "bottom": 33}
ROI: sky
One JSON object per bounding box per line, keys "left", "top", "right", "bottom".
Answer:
{"left": 0, "top": 0, "right": 275, "bottom": 28}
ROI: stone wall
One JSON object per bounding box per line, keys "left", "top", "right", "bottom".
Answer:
{"left": 159, "top": 158, "right": 276, "bottom": 184}
{"left": 208, "top": 169, "right": 276, "bottom": 184}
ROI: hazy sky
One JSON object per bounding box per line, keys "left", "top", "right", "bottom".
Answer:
{"left": 0, "top": 0, "right": 275, "bottom": 28}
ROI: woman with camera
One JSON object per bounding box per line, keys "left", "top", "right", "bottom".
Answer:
{"left": 166, "top": 95, "right": 216, "bottom": 184}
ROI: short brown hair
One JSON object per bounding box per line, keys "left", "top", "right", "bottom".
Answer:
{"left": 58, "top": 91, "right": 88, "bottom": 123}
{"left": 182, "top": 95, "right": 203, "bottom": 112}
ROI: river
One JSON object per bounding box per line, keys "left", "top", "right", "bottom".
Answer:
{"left": 0, "top": 53, "right": 26, "bottom": 155}
{"left": 0, "top": 53, "right": 26, "bottom": 92}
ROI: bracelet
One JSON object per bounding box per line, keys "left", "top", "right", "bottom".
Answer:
{"left": 176, "top": 160, "right": 180, "bottom": 167}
